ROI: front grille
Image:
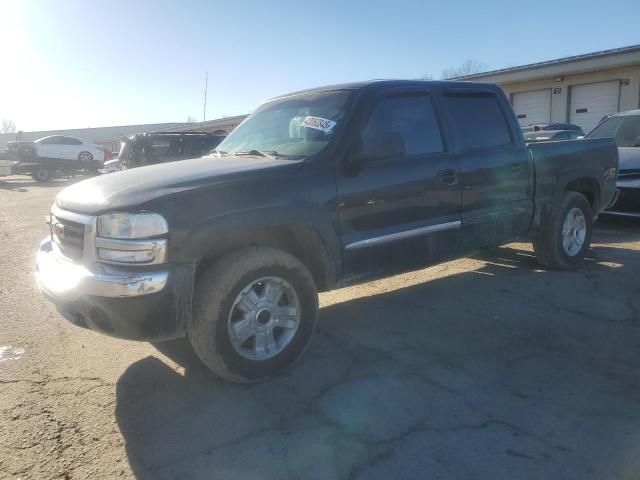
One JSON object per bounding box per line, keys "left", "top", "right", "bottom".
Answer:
{"left": 51, "top": 215, "right": 85, "bottom": 261}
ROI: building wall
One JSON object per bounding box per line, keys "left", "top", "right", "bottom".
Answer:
{"left": 496, "top": 65, "right": 640, "bottom": 124}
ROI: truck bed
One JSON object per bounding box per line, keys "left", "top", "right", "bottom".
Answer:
{"left": 528, "top": 137, "right": 618, "bottom": 225}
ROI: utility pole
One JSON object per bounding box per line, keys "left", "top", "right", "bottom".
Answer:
{"left": 202, "top": 72, "right": 208, "bottom": 132}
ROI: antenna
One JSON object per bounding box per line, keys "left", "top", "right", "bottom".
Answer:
{"left": 202, "top": 72, "right": 208, "bottom": 132}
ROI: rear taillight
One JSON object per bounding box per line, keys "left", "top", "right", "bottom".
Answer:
{"left": 104, "top": 149, "right": 113, "bottom": 161}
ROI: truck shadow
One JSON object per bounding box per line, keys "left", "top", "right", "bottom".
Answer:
{"left": 115, "top": 243, "right": 640, "bottom": 480}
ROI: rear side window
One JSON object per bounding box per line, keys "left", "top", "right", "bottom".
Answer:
{"left": 361, "top": 94, "right": 444, "bottom": 156}
{"left": 445, "top": 93, "right": 512, "bottom": 150}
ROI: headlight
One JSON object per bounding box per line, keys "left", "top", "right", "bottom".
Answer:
{"left": 97, "top": 212, "right": 168, "bottom": 239}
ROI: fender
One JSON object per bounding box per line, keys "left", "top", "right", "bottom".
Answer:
{"left": 176, "top": 203, "right": 342, "bottom": 289}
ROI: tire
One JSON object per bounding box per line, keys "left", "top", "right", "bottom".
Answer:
{"left": 31, "top": 167, "right": 51, "bottom": 182}
{"left": 78, "top": 151, "right": 93, "bottom": 163}
{"left": 533, "top": 191, "right": 593, "bottom": 270}
{"left": 189, "top": 246, "right": 318, "bottom": 383}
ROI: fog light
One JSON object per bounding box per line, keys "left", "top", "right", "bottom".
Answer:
{"left": 97, "top": 248, "right": 156, "bottom": 264}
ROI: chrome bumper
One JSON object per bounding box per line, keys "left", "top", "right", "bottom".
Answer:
{"left": 36, "top": 238, "right": 169, "bottom": 301}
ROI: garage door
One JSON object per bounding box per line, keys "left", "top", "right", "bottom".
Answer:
{"left": 569, "top": 81, "right": 620, "bottom": 133}
{"left": 512, "top": 89, "right": 551, "bottom": 126}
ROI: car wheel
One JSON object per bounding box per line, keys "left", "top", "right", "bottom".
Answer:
{"left": 533, "top": 191, "right": 593, "bottom": 270}
{"left": 78, "top": 151, "right": 93, "bottom": 163}
{"left": 189, "top": 246, "right": 318, "bottom": 383}
{"left": 31, "top": 167, "right": 51, "bottom": 182}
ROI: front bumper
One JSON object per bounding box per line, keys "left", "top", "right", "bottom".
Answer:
{"left": 36, "top": 238, "right": 194, "bottom": 341}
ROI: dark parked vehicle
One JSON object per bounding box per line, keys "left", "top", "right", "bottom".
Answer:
{"left": 521, "top": 123, "right": 585, "bottom": 135}
{"left": 523, "top": 130, "right": 584, "bottom": 143}
{"left": 36, "top": 80, "right": 618, "bottom": 382}
{"left": 102, "top": 131, "right": 225, "bottom": 173}
{"left": 585, "top": 109, "right": 640, "bottom": 217}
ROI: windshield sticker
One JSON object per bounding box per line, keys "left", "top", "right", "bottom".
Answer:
{"left": 302, "top": 116, "right": 337, "bottom": 133}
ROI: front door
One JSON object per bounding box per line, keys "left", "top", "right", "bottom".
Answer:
{"left": 337, "top": 88, "right": 461, "bottom": 280}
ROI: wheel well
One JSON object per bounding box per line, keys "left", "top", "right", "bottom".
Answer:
{"left": 198, "top": 224, "right": 335, "bottom": 291}
{"left": 565, "top": 178, "right": 599, "bottom": 208}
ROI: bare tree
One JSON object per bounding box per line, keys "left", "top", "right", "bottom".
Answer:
{"left": 186, "top": 115, "right": 198, "bottom": 123}
{"left": 441, "top": 59, "right": 487, "bottom": 80}
{"left": 1, "top": 119, "right": 17, "bottom": 134}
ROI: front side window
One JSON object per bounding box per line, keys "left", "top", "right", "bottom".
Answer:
{"left": 38, "top": 136, "right": 60, "bottom": 145}
{"left": 360, "top": 94, "right": 444, "bottom": 157}
{"left": 216, "top": 90, "right": 353, "bottom": 158}
{"left": 444, "top": 93, "right": 512, "bottom": 150}
{"left": 587, "top": 115, "right": 640, "bottom": 147}
{"left": 62, "top": 137, "right": 83, "bottom": 145}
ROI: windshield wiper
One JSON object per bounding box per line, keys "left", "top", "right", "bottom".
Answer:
{"left": 210, "top": 149, "right": 227, "bottom": 157}
{"left": 234, "top": 149, "right": 279, "bottom": 160}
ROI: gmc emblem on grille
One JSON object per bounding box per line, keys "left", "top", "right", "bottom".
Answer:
{"left": 52, "top": 222, "right": 66, "bottom": 239}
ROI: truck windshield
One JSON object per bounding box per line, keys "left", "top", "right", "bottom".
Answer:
{"left": 586, "top": 114, "right": 640, "bottom": 147}
{"left": 215, "top": 90, "right": 353, "bottom": 159}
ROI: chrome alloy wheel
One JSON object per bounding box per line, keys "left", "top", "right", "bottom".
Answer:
{"left": 78, "top": 151, "right": 93, "bottom": 162}
{"left": 562, "top": 207, "right": 587, "bottom": 256}
{"left": 227, "top": 276, "right": 301, "bottom": 360}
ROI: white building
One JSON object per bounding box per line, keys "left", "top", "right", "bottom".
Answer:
{"left": 461, "top": 44, "right": 640, "bottom": 133}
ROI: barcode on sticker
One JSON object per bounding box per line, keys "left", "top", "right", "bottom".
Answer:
{"left": 302, "top": 116, "right": 337, "bottom": 133}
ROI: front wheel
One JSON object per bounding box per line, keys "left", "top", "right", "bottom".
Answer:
{"left": 533, "top": 191, "right": 593, "bottom": 270}
{"left": 189, "top": 247, "right": 318, "bottom": 383}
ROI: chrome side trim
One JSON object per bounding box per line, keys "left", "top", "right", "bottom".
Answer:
{"left": 95, "top": 237, "right": 168, "bottom": 265}
{"left": 345, "top": 220, "right": 461, "bottom": 250}
{"left": 602, "top": 210, "right": 640, "bottom": 218}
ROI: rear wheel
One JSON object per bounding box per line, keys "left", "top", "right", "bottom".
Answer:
{"left": 189, "top": 247, "right": 318, "bottom": 383}
{"left": 78, "top": 151, "right": 93, "bottom": 163}
{"left": 31, "top": 167, "right": 51, "bottom": 182}
{"left": 533, "top": 191, "right": 593, "bottom": 270}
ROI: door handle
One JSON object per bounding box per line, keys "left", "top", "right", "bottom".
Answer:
{"left": 509, "top": 162, "right": 523, "bottom": 173}
{"left": 438, "top": 169, "right": 458, "bottom": 186}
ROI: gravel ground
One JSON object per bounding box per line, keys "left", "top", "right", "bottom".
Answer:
{"left": 1, "top": 175, "right": 640, "bottom": 480}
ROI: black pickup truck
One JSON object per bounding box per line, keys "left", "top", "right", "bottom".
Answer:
{"left": 36, "top": 80, "right": 618, "bottom": 382}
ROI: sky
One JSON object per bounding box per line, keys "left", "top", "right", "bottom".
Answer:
{"left": 1, "top": 0, "right": 638, "bottom": 132}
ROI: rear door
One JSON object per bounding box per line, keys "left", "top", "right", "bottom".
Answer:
{"left": 60, "top": 137, "right": 83, "bottom": 160}
{"left": 442, "top": 88, "right": 532, "bottom": 250}
{"left": 337, "top": 87, "right": 462, "bottom": 278}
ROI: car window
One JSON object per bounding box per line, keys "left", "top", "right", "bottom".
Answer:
{"left": 39, "top": 136, "right": 60, "bottom": 144}
{"left": 586, "top": 115, "right": 640, "bottom": 147}
{"left": 360, "top": 94, "right": 444, "bottom": 157}
{"left": 62, "top": 137, "right": 83, "bottom": 145}
{"left": 444, "top": 93, "right": 512, "bottom": 150}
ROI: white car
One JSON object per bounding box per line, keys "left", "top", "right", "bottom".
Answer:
{"left": 33, "top": 135, "right": 106, "bottom": 163}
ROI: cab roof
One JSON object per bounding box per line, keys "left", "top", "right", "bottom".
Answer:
{"left": 268, "top": 79, "right": 500, "bottom": 101}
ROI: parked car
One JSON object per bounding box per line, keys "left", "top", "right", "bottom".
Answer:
{"left": 523, "top": 130, "right": 584, "bottom": 143}
{"left": 36, "top": 80, "right": 618, "bottom": 382}
{"left": 101, "top": 131, "right": 225, "bottom": 173}
{"left": 585, "top": 109, "right": 640, "bottom": 217}
{"left": 7, "top": 135, "right": 107, "bottom": 164}
{"left": 521, "top": 123, "right": 585, "bottom": 134}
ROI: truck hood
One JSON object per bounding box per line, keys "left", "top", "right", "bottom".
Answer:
{"left": 55, "top": 155, "right": 302, "bottom": 214}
